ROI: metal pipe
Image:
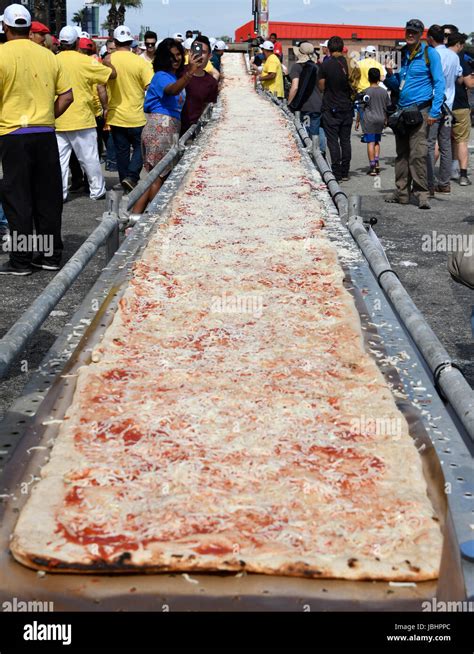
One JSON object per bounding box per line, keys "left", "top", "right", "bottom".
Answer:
{"left": 0, "top": 213, "right": 120, "bottom": 380}
{"left": 126, "top": 145, "right": 180, "bottom": 211}
{"left": 347, "top": 197, "right": 474, "bottom": 442}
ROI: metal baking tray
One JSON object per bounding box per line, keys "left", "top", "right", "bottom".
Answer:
{"left": 0, "top": 82, "right": 472, "bottom": 611}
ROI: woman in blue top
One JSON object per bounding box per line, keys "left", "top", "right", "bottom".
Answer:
{"left": 133, "top": 38, "right": 201, "bottom": 213}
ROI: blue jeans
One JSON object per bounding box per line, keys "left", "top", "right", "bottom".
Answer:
{"left": 105, "top": 132, "right": 117, "bottom": 170}
{"left": 301, "top": 111, "right": 327, "bottom": 154}
{"left": 111, "top": 126, "right": 143, "bottom": 183}
{"left": 0, "top": 203, "right": 7, "bottom": 226}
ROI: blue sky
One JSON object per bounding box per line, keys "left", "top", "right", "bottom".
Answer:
{"left": 68, "top": 0, "right": 473, "bottom": 38}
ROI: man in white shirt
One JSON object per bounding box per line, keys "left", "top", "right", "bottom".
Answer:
{"left": 426, "top": 24, "right": 463, "bottom": 194}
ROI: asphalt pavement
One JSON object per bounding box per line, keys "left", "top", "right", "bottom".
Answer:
{"left": 0, "top": 129, "right": 472, "bottom": 420}
{"left": 339, "top": 128, "right": 473, "bottom": 388}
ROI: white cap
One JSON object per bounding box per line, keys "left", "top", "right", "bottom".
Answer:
{"left": 74, "top": 26, "right": 82, "bottom": 37}
{"left": 3, "top": 3, "right": 31, "bottom": 28}
{"left": 138, "top": 40, "right": 146, "bottom": 50}
{"left": 261, "top": 40, "right": 274, "bottom": 51}
{"left": 0, "top": 15, "right": 4, "bottom": 34}
{"left": 114, "top": 25, "right": 133, "bottom": 43}
{"left": 80, "top": 30, "right": 90, "bottom": 39}
{"left": 319, "top": 40, "right": 328, "bottom": 47}
{"left": 215, "top": 40, "right": 228, "bottom": 51}
{"left": 59, "top": 26, "right": 78, "bottom": 45}
{"left": 365, "top": 45, "right": 377, "bottom": 54}
{"left": 183, "top": 37, "right": 194, "bottom": 50}
{"left": 209, "top": 37, "right": 217, "bottom": 49}
{"left": 173, "top": 32, "right": 184, "bottom": 41}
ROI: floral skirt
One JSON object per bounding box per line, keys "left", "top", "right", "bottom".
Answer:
{"left": 142, "top": 113, "right": 181, "bottom": 177}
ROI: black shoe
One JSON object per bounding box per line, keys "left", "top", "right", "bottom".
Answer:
{"left": 69, "top": 184, "right": 87, "bottom": 195}
{"left": 31, "top": 256, "right": 61, "bottom": 271}
{"left": 0, "top": 261, "right": 32, "bottom": 276}
{"left": 122, "top": 178, "right": 137, "bottom": 193}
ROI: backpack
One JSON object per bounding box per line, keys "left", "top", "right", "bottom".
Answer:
{"left": 289, "top": 61, "right": 318, "bottom": 111}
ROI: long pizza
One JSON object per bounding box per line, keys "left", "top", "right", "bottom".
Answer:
{"left": 11, "top": 56, "right": 442, "bottom": 579}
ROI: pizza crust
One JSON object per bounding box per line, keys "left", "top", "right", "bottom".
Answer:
{"left": 10, "top": 55, "right": 443, "bottom": 581}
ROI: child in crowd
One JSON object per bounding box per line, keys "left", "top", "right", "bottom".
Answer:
{"left": 355, "top": 67, "right": 389, "bottom": 175}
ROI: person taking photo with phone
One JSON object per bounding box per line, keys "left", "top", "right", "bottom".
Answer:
{"left": 180, "top": 36, "right": 219, "bottom": 135}
{"left": 132, "top": 38, "right": 203, "bottom": 213}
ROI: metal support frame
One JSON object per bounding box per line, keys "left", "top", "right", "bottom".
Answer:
{"left": 0, "top": 213, "right": 119, "bottom": 380}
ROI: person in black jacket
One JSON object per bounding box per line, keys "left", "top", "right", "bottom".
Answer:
{"left": 318, "top": 36, "right": 353, "bottom": 181}
{"left": 288, "top": 41, "right": 326, "bottom": 157}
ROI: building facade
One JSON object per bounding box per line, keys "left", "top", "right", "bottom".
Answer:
{"left": 0, "top": 1, "right": 67, "bottom": 35}
{"left": 235, "top": 20, "right": 428, "bottom": 66}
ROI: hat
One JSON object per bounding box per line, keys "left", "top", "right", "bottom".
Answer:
{"left": 173, "top": 32, "right": 184, "bottom": 41}
{"left": 405, "top": 18, "right": 424, "bottom": 33}
{"left": 31, "top": 21, "right": 50, "bottom": 34}
{"left": 215, "top": 39, "right": 228, "bottom": 51}
{"left": 319, "top": 40, "right": 328, "bottom": 47}
{"left": 261, "top": 40, "right": 274, "bottom": 51}
{"left": 78, "top": 37, "right": 94, "bottom": 51}
{"left": 114, "top": 25, "right": 132, "bottom": 43}
{"left": 183, "top": 37, "right": 193, "bottom": 50}
{"left": 365, "top": 45, "right": 377, "bottom": 54}
{"left": 209, "top": 37, "right": 217, "bottom": 48}
{"left": 80, "top": 30, "right": 90, "bottom": 38}
{"left": 3, "top": 3, "right": 31, "bottom": 28}
{"left": 59, "top": 25, "right": 78, "bottom": 45}
{"left": 292, "top": 41, "right": 316, "bottom": 63}
{"left": 131, "top": 39, "right": 139, "bottom": 48}
{"left": 52, "top": 35, "right": 59, "bottom": 45}
{"left": 138, "top": 41, "right": 146, "bottom": 50}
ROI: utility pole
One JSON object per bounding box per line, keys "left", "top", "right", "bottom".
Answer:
{"left": 252, "top": 0, "right": 270, "bottom": 40}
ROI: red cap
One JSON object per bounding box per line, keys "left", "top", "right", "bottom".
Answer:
{"left": 52, "top": 36, "right": 59, "bottom": 45}
{"left": 78, "top": 37, "right": 94, "bottom": 50}
{"left": 31, "top": 21, "right": 50, "bottom": 34}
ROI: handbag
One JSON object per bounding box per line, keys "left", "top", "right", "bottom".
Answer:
{"left": 401, "top": 104, "right": 423, "bottom": 128}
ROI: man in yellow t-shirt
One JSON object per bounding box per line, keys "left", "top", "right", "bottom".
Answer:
{"left": 259, "top": 40, "right": 284, "bottom": 99}
{"left": 0, "top": 3, "right": 73, "bottom": 275}
{"left": 107, "top": 25, "right": 154, "bottom": 192}
{"left": 56, "top": 26, "right": 116, "bottom": 201}
{"left": 356, "top": 46, "right": 386, "bottom": 93}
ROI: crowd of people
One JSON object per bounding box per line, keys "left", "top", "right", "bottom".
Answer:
{"left": 251, "top": 20, "right": 473, "bottom": 208}
{"left": 0, "top": 3, "right": 225, "bottom": 275}
{"left": 0, "top": 4, "right": 472, "bottom": 277}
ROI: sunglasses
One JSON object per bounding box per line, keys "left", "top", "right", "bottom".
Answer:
{"left": 145, "top": 42, "right": 156, "bottom": 48}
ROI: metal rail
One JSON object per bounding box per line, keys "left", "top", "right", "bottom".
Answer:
{"left": 0, "top": 212, "right": 119, "bottom": 380}
{"left": 256, "top": 85, "right": 474, "bottom": 443}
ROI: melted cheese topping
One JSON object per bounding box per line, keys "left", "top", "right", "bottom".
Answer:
{"left": 12, "top": 56, "right": 442, "bottom": 580}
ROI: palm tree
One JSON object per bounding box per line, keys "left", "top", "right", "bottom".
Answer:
{"left": 32, "top": 0, "right": 47, "bottom": 24}
{"left": 72, "top": 9, "right": 86, "bottom": 27}
{"left": 97, "top": 0, "right": 143, "bottom": 36}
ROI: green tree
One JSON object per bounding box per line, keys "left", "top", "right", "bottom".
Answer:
{"left": 97, "top": 0, "right": 143, "bottom": 36}
{"left": 72, "top": 9, "right": 86, "bottom": 27}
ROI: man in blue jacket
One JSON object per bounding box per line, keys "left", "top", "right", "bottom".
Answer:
{"left": 385, "top": 19, "right": 445, "bottom": 209}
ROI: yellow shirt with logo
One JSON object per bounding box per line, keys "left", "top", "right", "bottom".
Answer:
{"left": 0, "top": 40, "right": 71, "bottom": 135}
{"left": 55, "top": 51, "right": 112, "bottom": 131}
{"left": 262, "top": 53, "right": 284, "bottom": 98}
{"left": 184, "top": 54, "right": 217, "bottom": 77}
{"left": 356, "top": 57, "right": 385, "bottom": 93}
{"left": 107, "top": 51, "right": 154, "bottom": 128}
